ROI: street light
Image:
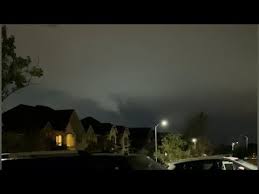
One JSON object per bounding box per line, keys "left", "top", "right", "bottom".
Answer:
{"left": 192, "top": 138, "right": 197, "bottom": 150}
{"left": 161, "top": 120, "right": 168, "bottom": 127}
{"left": 154, "top": 119, "right": 168, "bottom": 162}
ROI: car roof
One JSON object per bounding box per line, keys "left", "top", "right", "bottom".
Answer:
{"left": 91, "top": 153, "right": 145, "bottom": 157}
{"left": 1, "top": 151, "right": 149, "bottom": 161}
{"left": 171, "top": 155, "right": 238, "bottom": 164}
{"left": 169, "top": 155, "right": 258, "bottom": 170}
{"left": 1, "top": 150, "right": 79, "bottom": 160}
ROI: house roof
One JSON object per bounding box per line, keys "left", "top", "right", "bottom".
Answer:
{"left": 2, "top": 104, "right": 48, "bottom": 133}
{"left": 2, "top": 104, "right": 75, "bottom": 133}
{"left": 50, "top": 110, "right": 74, "bottom": 131}
{"left": 80, "top": 117, "right": 130, "bottom": 136}
{"left": 94, "top": 123, "right": 113, "bottom": 135}
{"left": 81, "top": 117, "right": 113, "bottom": 135}
{"left": 116, "top": 125, "right": 127, "bottom": 134}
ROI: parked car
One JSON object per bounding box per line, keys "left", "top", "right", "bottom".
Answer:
{"left": 168, "top": 155, "right": 258, "bottom": 170}
{"left": 1, "top": 151, "right": 167, "bottom": 170}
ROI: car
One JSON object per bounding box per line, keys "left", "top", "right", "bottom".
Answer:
{"left": 1, "top": 151, "right": 167, "bottom": 170}
{"left": 167, "top": 155, "right": 258, "bottom": 170}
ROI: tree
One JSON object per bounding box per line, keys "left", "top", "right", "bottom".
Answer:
{"left": 183, "top": 112, "right": 208, "bottom": 139}
{"left": 183, "top": 112, "right": 214, "bottom": 157}
{"left": 190, "top": 137, "right": 214, "bottom": 157}
{"left": 157, "top": 133, "right": 191, "bottom": 164}
{"left": 2, "top": 25, "right": 43, "bottom": 101}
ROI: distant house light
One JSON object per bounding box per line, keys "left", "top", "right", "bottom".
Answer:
{"left": 56, "top": 135, "right": 62, "bottom": 146}
{"left": 66, "top": 134, "right": 75, "bottom": 148}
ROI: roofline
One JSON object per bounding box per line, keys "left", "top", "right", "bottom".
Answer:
{"left": 2, "top": 150, "right": 79, "bottom": 160}
{"left": 1, "top": 151, "right": 147, "bottom": 160}
{"left": 171, "top": 155, "right": 236, "bottom": 164}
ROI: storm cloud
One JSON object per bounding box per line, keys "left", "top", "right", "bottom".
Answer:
{"left": 2, "top": 25, "right": 257, "bottom": 144}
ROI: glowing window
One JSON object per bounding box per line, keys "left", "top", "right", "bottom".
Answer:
{"left": 56, "top": 135, "right": 62, "bottom": 146}
{"left": 66, "top": 134, "right": 75, "bottom": 148}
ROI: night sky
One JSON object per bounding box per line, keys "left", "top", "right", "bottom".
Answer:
{"left": 2, "top": 25, "right": 257, "bottom": 144}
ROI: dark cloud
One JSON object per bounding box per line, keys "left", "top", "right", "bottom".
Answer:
{"left": 2, "top": 86, "right": 257, "bottom": 144}
{"left": 3, "top": 25, "right": 257, "bottom": 144}
{"left": 2, "top": 86, "right": 120, "bottom": 123}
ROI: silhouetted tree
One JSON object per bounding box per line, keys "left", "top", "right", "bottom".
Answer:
{"left": 182, "top": 112, "right": 214, "bottom": 156}
{"left": 190, "top": 137, "right": 214, "bottom": 157}
{"left": 2, "top": 25, "right": 43, "bottom": 101}
{"left": 183, "top": 112, "right": 208, "bottom": 138}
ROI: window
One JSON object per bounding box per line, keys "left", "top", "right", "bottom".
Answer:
{"left": 66, "top": 134, "right": 75, "bottom": 148}
{"left": 56, "top": 135, "right": 62, "bottom": 146}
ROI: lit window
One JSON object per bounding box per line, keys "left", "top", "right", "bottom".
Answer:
{"left": 56, "top": 135, "right": 62, "bottom": 146}
{"left": 66, "top": 134, "right": 75, "bottom": 148}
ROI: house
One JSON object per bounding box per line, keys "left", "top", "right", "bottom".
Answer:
{"left": 81, "top": 117, "right": 130, "bottom": 153}
{"left": 2, "top": 104, "right": 85, "bottom": 152}
{"left": 43, "top": 109, "right": 85, "bottom": 150}
{"left": 81, "top": 117, "right": 111, "bottom": 151}
{"left": 3, "top": 104, "right": 162, "bottom": 155}
{"left": 80, "top": 117, "right": 162, "bottom": 155}
{"left": 116, "top": 126, "right": 130, "bottom": 153}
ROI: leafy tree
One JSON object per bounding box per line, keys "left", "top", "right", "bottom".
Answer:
{"left": 183, "top": 112, "right": 214, "bottom": 157}
{"left": 183, "top": 112, "right": 208, "bottom": 138}
{"left": 157, "top": 133, "right": 191, "bottom": 164}
{"left": 189, "top": 137, "right": 214, "bottom": 157}
{"left": 2, "top": 25, "right": 43, "bottom": 101}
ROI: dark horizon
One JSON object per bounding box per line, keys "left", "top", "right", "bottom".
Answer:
{"left": 2, "top": 25, "right": 257, "bottom": 145}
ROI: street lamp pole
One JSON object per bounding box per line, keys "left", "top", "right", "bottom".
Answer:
{"left": 155, "top": 124, "right": 159, "bottom": 162}
{"left": 243, "top": 136, "right": 248, "bottom": 151}
{"left": 154, "top": 120, "right": 168, "bottom": 162}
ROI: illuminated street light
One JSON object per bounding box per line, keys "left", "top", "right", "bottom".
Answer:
{"left": 161, "top": 120, "right": 168, "bottom": 127}
{"left": 192, "top": 138, "right": 197, "bottom": 150}
{"left": 192, "top": 138, "right": 197, "bottom": 144}
{"left": 154, "top": 119, "right": 168, "bottom": 162}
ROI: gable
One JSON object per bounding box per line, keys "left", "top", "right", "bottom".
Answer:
{"left": 85, "top": 125, "right": 97, "bottom": 143}
{"left": 43, "top": 121, "right": 53, "bottom": 130}
{"left": 70, "top": 111, "right": 85, "bottom": 131}
{"left": 50, "top": 110, "right": 74, "bottom": 130}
